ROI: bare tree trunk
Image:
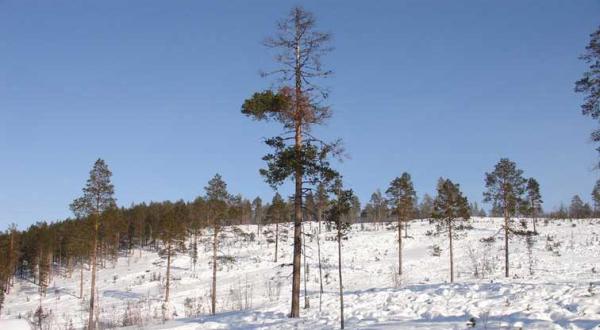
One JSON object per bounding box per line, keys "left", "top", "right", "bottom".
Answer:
{"left": 275, "top": 222, "right": 279, "bottom": 263}
{"left": 504, "top": 208, "right": 509, "bottom": 278}
{"left": 317, "top": 211, "right": 323, "bottom": 312}
{"left": 303, "top": 224, "right": 309, "bottom": 309}
{"left": 80, "top": 260, "right": 84, "bottom": 299}
{"left": 532, "top": 205, "right": 537, "bottom": 233}
{"left": 211, "top": 225, "right": 218, "bottom": 315}
{"left": 448, "top": 220, "right": 454, "bottom": 283}
{"left": 404, "top": 220, "right": 408, "bottom": 238}
{"left": 165, "top": 241, "right": 171, "bottom": 303}
{"left": 397, "top": 215, "right": 403, "bottom": 275}
{"left": 337, "top": 225, "right": 344, "bottom": 329}
{"left": 88, "top": 216, "right": 98, "bottom": 330}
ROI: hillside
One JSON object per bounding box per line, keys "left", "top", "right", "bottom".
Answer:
{"left": 1, "top": 218, "right": 599, "bottom": 329}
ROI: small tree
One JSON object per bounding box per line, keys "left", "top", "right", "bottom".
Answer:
{"left": 386, "top": 172, "right": 416, "bottom": 276}
{"left": 266, "top": 193, "right": 288, "bottom": 263}
{"left": 70, "top": 159, "right": 116, "bottom": 329}
{"left": 205, "top": 174, "right": 230, "bottom": 315}
{"left": 159, "top": 201, "right": 188, "bottom": 303}
{"left": 419, "top": 194, "right": 434, "bottom": 220}
{"left": 523, "top": 178, "right": 543, "bottom": 233}
{"left": 569, "top": 195, "right": 591, "bottom": 219}
{"left": 592, "top": 179, "right": 600, "bottom": 216}
{"left": 324, "top": 179, "right": 354, "bottom": 330}
{"left": 483, "top": 158, "right": 526, "bottom": 278}
{"left": 432, "top": 178, "right": 470, "bottom": 283}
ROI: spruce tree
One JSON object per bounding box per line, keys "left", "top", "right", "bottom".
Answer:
{"left": 241, "top": 6, "right": 339, "bottom": 317}
{"left": 386, "top": 172, "right": 416, "bottom": 276}
{"left": 70, "top": 158, "right": 116, "bottom": 329}
{"left": 483, "top": 158, "right": 526, "bottom": 278}
{"left": 432, "top": 178, "right": 470, "bottom": 283}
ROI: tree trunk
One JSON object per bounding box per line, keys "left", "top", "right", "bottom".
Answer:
{"left": 317, "top": 210, "right": 324, "bottom": 312}
{"left": 88, "top": 216, "right": 98, "bottom": 330}
{"left": 448, "top": 220, "right": 454, "bottom": 283}
{"left": 532, "top": 204, "right": 537, "bottom": 233}
{"left": 337, "top": 224, "right": 344, "bottom": 329}
{"left": 165, "top": 241, "right": 171, "bottom": 303}
{"left": 397, "top": 215, "right": 403, "bottom": 275}
{"left": 504, "top": 208, "right": 509, "bottom": 278}
{"left": 290, "top": 10, "right": 303, "bottom": 318}
{"left": 80, "top": 261, "right": 84, "bottom": 299}
{"left": 212, "top": 225, "right": 218, "bottom": 315}
{"left": 404, "top": 220, "right": 408, "bottom": 238}
{"left": 275, "top": 222, "right": 279, "bottom": 263}
{"left": 303, "top": 224, "right": 309, "bottom": 309}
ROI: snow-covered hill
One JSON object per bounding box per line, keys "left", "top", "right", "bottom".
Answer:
{"left": 1, "top": 218, "right": 600, "bottom": 329}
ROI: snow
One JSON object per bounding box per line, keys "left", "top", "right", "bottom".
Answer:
{"left": 0, "top": 319, "right": 32, "bottom": 330}
{"left": 1, "top": 218, "right": 600, "bottom": 329}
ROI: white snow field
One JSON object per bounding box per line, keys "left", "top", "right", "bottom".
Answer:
{"left": 1, "top": 218, "right": 600, "bottom": 329}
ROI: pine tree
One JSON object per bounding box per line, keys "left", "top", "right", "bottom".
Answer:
{"left": 324, "top": 179, "right": 354, "bottom": 330}
{"left": 575, "top": 26, "right": 600, "bottom": 159}
{"left": 419, "top": 194, "right": 434, "bottom": 220}
{"left": 241, "top": 6, "right": 339, "bottom": 317}
{"left": 159, "top": 201, "right": 188, "bottom": 303}
{"left": 205, "top": 174, "right": 230, "bottom": 315}
{"left": 569, "top": 195, "right": 590, "bottom": 219}
{"left": 432, "top": 178, "right": 470, "bottom": 283}
{"left": 524, "top": 178, "right": 543, "bottom": 232}
{"left": 366, "top": 190, "right": 388, "bottom": 229}
{"left": 386, "top": 172, "right": 416, "bottom": 276}
{"left": 252, "top": 197, "right": 264, "bottom": 237}
{"left": 70, "top": 158, "right": 116, "bottom": 329}
{"left": 592, "top": 180, "right": 600, "bottom": 216}
{"left": 483, "top": 158, "right": 526, "bottom": 278}
{"left": 266, "top": 193, "right": 288, "bottom": 263}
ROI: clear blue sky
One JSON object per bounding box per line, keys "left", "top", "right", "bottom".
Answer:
{"left": 1, "top": 1, "right": 599, "bottom": 230}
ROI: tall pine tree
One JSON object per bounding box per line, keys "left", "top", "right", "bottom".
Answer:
{"left": 241, "top": 6, "right": 339, "bottom": 317}
{"left": 70, "top": 158, "right": 116, "bottom": 329}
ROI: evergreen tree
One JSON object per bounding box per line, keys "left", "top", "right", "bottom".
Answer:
{"left": 575, "top": 26, "right": 600, "bottom": 159}
{"left": 70, "top": 158, "right": 116, "bottom": 329}
{"left": 419, "top": 194, "right": 434, "bottom": 220}
{"left": 432, "top": 178, "right": 470, "bottom": 283}
{"left": 483, "top": 158, "right": 526, "bottom": 278}
{"left": 569, "top": 195, "right": 590, "bottom": 219}
{"left": 159, "top": 201, "right": 188, "bottom": 303}
{"left": 386, "top": 172, "right": 416, "bottom": 276}
{"left": 266, "top": 193, "right": 288, "bottom": 263}
{"left": 205, "top": 174, "right": 230, "bottom": 315}
{"left": 324, "top": 179, "right": 354, "bottom": 330}
{"left": 592, "top": 179, "right": 600, "bottom": 216}
{"left": 523, "top": 178, "right": 543, "bottom": 232}
{"left": 365, "top": 189, "right": 388, "bottom": 229}
{"left": 241, "top": 6, "right": 339, "bottom": 317}
{"left": 252, "top": 197, "right": 264, "bottom": 236}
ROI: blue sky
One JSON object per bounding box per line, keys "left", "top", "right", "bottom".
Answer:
{"left": 1, "top": 1, "right": 599, "bottom": 229}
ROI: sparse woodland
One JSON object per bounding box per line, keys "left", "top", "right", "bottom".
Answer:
{"left": 1, "top": 6, "right": 600, "bottom": 330}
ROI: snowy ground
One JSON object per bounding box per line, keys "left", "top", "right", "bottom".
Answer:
{"left": 1, "top": 218, "right": 600, "bottom": 329}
